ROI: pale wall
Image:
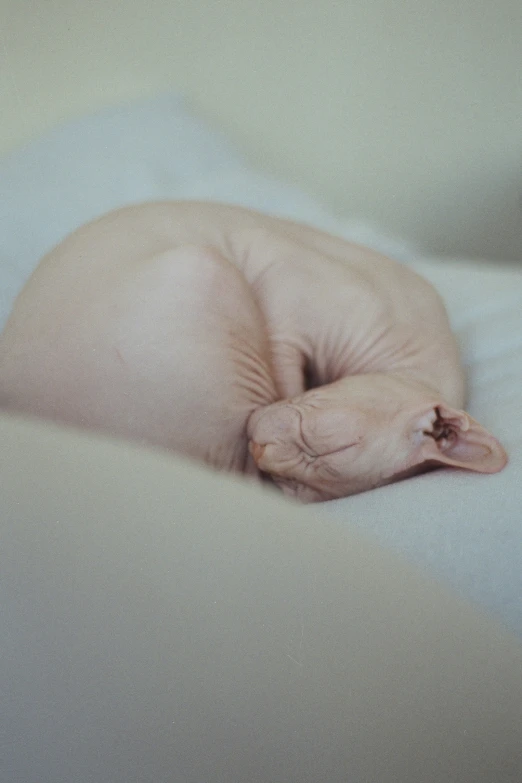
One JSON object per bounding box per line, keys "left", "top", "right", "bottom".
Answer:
{"left": 1, "top": 0, "right": 521, "bottom": 261}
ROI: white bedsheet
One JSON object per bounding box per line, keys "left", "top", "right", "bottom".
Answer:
{"left": 1, "top": 92, "right": 520, "bottom": 636}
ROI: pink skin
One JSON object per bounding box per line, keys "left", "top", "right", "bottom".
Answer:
{"left": 247, "top": 374, "right": 507, "bottom": 503}
{"left": 0, "top": 201, "right": 508, "bottom": 502}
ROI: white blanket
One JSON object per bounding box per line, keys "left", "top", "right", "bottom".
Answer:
{"left": 1, "top": 92, "right": 520, "bottom": 636}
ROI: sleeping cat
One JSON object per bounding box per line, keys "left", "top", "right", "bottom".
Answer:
{"left": 0, "top": 201, "right": 507, "bottom": 502}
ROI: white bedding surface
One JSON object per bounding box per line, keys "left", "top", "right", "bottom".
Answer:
{"left": 1, "top": 92, "right": 520, "bottom": 636}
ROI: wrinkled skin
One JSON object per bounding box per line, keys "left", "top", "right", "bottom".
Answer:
{"left": 247, "top": 375, "right": 506, "bottom": 502}
{"left": 0, "top": 201, "right": 507, "bottom": 502}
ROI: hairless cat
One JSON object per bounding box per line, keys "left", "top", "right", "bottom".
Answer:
{"left": 0, "top": 201, "right": 507, "bottom": 502}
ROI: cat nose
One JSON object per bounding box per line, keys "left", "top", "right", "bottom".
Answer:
{"left": 249, "top": 441, "right": 266, "bottom": 463}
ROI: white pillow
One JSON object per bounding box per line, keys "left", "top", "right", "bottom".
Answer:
{"left": 0, "top": 91, "right": 520, "bottom": 637}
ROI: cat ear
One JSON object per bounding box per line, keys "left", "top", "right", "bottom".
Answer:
{"left": 410, "top": 404, "right": 508, "bottom": 474}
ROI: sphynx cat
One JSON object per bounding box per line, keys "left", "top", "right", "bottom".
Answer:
{"left": 0, "top": 201, "right": 507, "bottom": 502}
